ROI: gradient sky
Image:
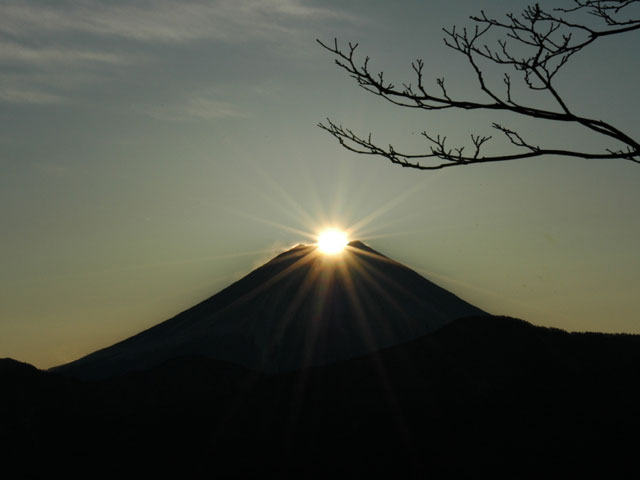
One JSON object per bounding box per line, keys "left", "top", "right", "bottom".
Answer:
{"left": 2, "top": 0, "right": 639, "bottom": 369}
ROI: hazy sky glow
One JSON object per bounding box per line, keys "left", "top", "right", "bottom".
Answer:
{"left": 1, "top": 0, "right": 639, "bottom": 368}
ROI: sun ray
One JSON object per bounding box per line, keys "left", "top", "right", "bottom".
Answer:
{"left": 251, "top": 164, "right": 320, "bottom": 232}
{"left": 357, "top": 230, "right": 423, "bottom": 241}
{"left": 326, "top": 160, "right": 383, "bottom": 226}
{"left": 336, "top": 257, "right": 385, "bottom": 353}
{"left": 344, "top": 253, "right": 416, "bottom": 332}
{"left": 345, "top": 178, "right": 434, "bottom": 235}
{"left": 352, "top": 253, "right": 439, "bottom": 320}
{"left": 267, "top": 254, "right": 324, "bottom": 358}
{"left": 224, "top": 207, "right": 317, "bottom": 242}
{"left": 338, "top": 253, "right": 415, "bottom": 447}
{"left": 297, "top": 164, "right": 331, "bottom": 228}
{"left": 350, "top": 210, "right": 422, "bottom": 239}
{"left": 281, "top": 257, "right": 339, "bottom": 444}
{"left": 212, "top": 247, "right": 318, "bottom": 317}
{"left": 344, "top": 243, "right": 403, "bottom": 268}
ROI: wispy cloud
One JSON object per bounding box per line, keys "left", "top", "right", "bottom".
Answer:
{"left": 0, "top": 87, "right": 64, "bottom": 105}
{"left": 138, "top": 91, "right": 251, "bottom": 122}
{"left": 0, "top": 42, "right": 128, "bottom": 66}
{"left": 182, "top": 96, "right": 250, "bottom": 120}
{"left": 0, "top": 0, "right": 357, "bottom": 106}
{"left": 0, "top": 70, "right": 106, "bottom": 106}
{"left": 0, "top": 0, "right": 353, "bottom": 44}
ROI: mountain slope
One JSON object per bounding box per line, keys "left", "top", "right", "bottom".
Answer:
{"left": 52, "top": 241, "right": 485, "bottom": 379}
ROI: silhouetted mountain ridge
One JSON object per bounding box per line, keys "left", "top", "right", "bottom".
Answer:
{"left": 52, "top": 241, "right": 485, "bottom": 379}
{"left": 4, "top": 315, "right": 640, "bottom": 476}
{"left": 0, "top": 358, "right": 42, "bottom": 380}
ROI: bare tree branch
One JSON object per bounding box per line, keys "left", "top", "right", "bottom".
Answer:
{"left": 317, "top": 0, "right": 640, "bottom": 170}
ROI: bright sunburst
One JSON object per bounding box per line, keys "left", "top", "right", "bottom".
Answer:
{"left": 317, "top": 229, "right": 348, "bottom": 254}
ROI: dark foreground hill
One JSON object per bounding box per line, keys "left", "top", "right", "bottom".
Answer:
{"left": 53, "top": 241, "right": 484, "bottom": 379}
{"left": 3, "top": 316, "right": 640, "bottom": 477}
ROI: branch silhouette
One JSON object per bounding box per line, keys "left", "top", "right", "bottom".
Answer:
{"left": 318, "top": 0, "right": 640, "bottom": 170}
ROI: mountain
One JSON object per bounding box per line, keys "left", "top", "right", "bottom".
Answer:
{"left": 52, "top": 241, "right": 485, "bottom": 379}
{"left": 5, "top": 316, "right": 640, "bottom": 477}
{"left": 0, "top": 357, "right": 41, "bottom": 378}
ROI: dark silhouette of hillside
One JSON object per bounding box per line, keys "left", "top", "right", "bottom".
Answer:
{"left": 4, "top": 316, "right": 640, "bottom": 477}
{"left": 0, "top": 357, "right": 41, "bottom": 378}
{"left": 52, "top": 241, "right": 484, "bottom": 379}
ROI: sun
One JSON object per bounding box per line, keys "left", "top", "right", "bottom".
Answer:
{"left": 317, "top": 229, "right": 349, "bottom": 255}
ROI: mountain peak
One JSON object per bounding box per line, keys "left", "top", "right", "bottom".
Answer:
{"left": 0, "top": 358, "right": 41, "bottom": 378}
{"left": 347, "top": 239, "right": 373, "bottom": 249}
{"left": 53, "top": 242, "right": 486, "bottom": 379}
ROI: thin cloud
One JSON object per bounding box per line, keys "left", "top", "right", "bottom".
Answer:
{"left": 0, "top": 71, "right": 104, "bottom": 106}
{"left": 0, "top": 42, "right": 128, "bottom": 66}
{"left": 139, "top": 93, "right": 251, "bottom": 122}
{"left": 0, "top": 87, "right": 64, "bottom": 105}
{"left": 0, "top": 0, "right": 358, "bottom": 105}
{"left": 183, "top": 97, "right": 250, "bottom": 120}
{"left": 0, "top": 42, "right": 127, "bottom": 105}
{"left": 0, "top": 0, "right": 355, "bottom": 44}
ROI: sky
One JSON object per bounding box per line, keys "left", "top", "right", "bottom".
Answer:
{"left": 1, "top": 0, "right": 639, "bottom": 369}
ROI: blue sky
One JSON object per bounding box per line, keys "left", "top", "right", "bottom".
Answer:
{"left": 1, "top": 0, "right": 639, "bottom": 368}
